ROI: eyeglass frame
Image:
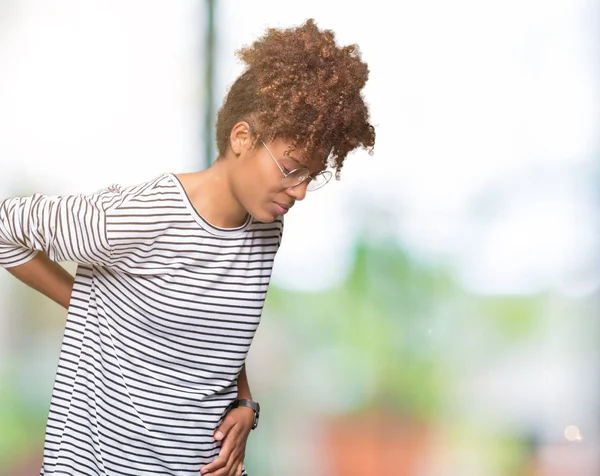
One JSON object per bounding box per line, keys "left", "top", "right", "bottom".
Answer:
{"left": 245, "top": 122, "right": 332, "bottom": 192}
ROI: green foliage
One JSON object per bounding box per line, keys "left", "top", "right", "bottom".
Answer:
{"left": 0, "top": 370, "right": 46, "bottom": 467}
{"left": 267, "top": 237, "right": 543, "bottom": 421}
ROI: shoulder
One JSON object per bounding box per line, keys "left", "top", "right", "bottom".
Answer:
{"left": 97, "top": 173, "right": 177, "bottom": 207}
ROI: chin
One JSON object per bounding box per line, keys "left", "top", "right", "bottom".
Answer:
{"left": 251, "top": 213, "right": 278, "bottom": 224}
{"left": 247, "top": 206, "right": 279, "bottom": 224}
{"left": 245, "top": 200, "right": 282, "bottom": 224}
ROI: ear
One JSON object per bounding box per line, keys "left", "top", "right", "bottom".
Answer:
{"left": 229, "top": 121, "right": 253, "bottom": 156}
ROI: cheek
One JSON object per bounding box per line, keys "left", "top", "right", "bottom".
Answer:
{"left": 255, "top": 163, "right": 283, "bottom": 195}
{"left": 239, "top": 172, "right": 282, "bottom": 223}
{"left": 239, "top": 163, "right": 280, "bottom": 206}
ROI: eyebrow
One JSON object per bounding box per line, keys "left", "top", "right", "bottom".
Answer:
{"left": 282, "top": 150, "right": 300, "bottom": 163}
{"left": 284, "top": 156, "right": 301, "bottom": 166}
{"left": 282, "top": 151, "right": 325, "bottom": 177}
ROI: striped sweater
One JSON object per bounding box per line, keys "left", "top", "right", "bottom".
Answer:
{"left": 0, "top": 173, "right": 284, "bottom": 475}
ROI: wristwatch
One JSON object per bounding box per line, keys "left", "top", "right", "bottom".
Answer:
{"left": 226, "top": 398, "right": 260, "bottom": 430}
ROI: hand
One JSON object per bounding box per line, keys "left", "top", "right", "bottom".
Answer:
{"left": 200, "top": 406, "right": 255, "bottom": 475}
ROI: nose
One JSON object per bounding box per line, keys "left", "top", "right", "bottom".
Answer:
{"left": 285, "top": 180, "right": 308, "bottom": 201}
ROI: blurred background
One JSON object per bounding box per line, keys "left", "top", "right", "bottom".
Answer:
{"left": 1, "top": 0, "right": 599, "bottom": 474}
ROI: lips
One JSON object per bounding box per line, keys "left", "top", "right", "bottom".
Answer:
{"left": 275, "top": 202, "right": 291, "bottom": 211}
{"left": 274, "top": 201, "right": 292, "bottom": 215}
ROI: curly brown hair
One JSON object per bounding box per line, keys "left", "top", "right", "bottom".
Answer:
{"left": 215, "top": 19, "right": 375, "bottom": 178}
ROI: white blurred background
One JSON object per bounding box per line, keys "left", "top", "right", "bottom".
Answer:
{"left": 1, "top": 1, "right": 598, "bottom": 474}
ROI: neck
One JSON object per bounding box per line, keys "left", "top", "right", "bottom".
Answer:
{"left": 181, "top": 157, "right": 249, "bottom": 229}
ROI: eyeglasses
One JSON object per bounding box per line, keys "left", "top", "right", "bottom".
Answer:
{"left": 247, "top": 123, "right": 332, "bottom": 191}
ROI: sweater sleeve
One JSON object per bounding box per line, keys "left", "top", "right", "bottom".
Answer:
{"left": 0, "top": 185, "right": 124, "bottom": 268}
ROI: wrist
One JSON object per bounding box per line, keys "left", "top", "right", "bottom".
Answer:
{"left": 226, "top": 398, "right": 260, "bottom": 430}
{"left": 233, "top": 406, "right": 255, "bottom": 426}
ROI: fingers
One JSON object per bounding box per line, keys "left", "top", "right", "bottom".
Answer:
{"left": 214, "top": 416, "right": 236, "bottom": 442}
{"left": 202, "top": 411, "right": 253, "bottom": 475}
{"left": 200, "top": 446, "right": 229, "bottom": 475}
{"left": 200, "top": 431, "right": 241, "bottom": 475}
{"left": 214, "top": 451, "right": 243, "bottom": 476}
{"left": 201, "top": 445, "right": 244, "bottom": 475}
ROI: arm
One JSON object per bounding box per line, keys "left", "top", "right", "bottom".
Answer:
{"left": 0, "top": 190, "right": 117, "bottom": 270}
{"left": 202, "top": 363, "right": 255, "bottom": 475}
{"left": 236, "top": 363, "right": 252, "bottom": 400}
{"left": 0, "top": 191, "right": 117, "bottom": 308}
{"left": 7, "top": 251, "right": 74, "bottom": 310}
{"left": 0, "top": 189, "right": 122, "bottom": 308}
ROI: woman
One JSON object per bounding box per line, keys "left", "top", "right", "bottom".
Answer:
{"left": 0, "top": 18, "right": 375, "bottom": 476}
